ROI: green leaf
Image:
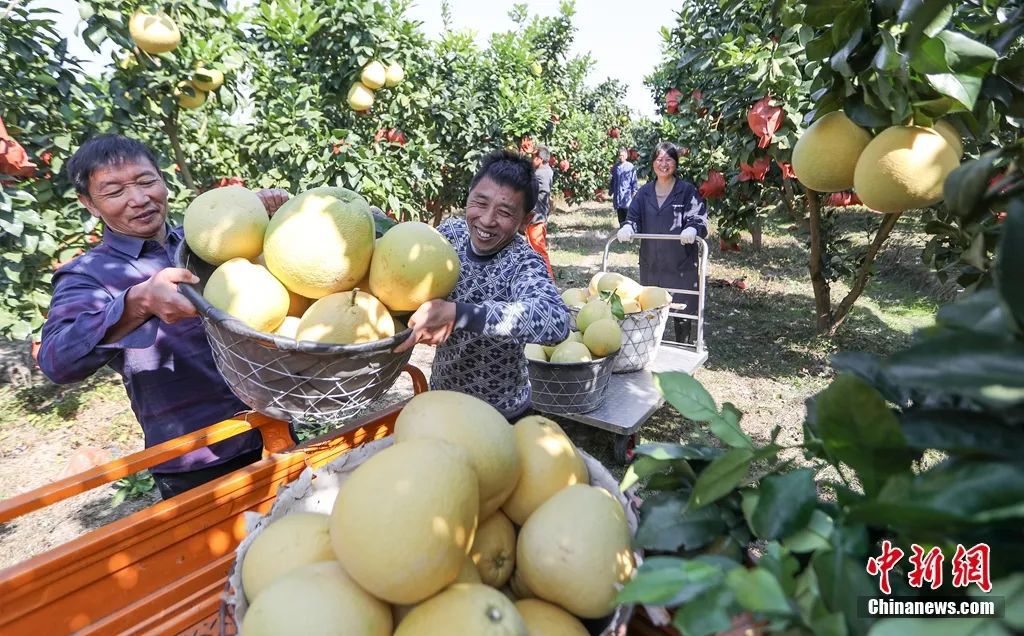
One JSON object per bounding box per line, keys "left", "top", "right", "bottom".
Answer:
{"left": 830, "top": 28, "right": 864, "bottom": 76}
{"left": 938, "top": 31, "right": 999, "bottom": 72}
{"left": 996, "top": 198, "right": 1024, "bottom": 331}
{"left": 943, "top": 151, "right": 1001, "bottom": 220}
{"left": 814, "top": 374, "right": 914, "bottom": 496}
{"left": 691, "top": 448, "right": 754, "bottom": 508}
{"left": 673, "top": 584, "right": 735, "bottom": 636}
{"left": 636, "top": 492, "right": 726, "bottom": 552}
{"left": 751, "top": 469, "right": 817, "bottom": 540}
{"left": 812, "top": 549, "right": 877, "bottom": 635}
{"left": 900, "top": 409, "right": 1024, "bottom": 459}
{"left": 873, "top": 30, "right": 903, "bottom": 71}
{"left": 616, "top": 558, "right": 727, "bottom": 605}
{"left": 783, "top": 509, "right": 836, "bottom": 553}
{"left": 898, "top": 0, "right": 957, "bottom": 47}
{"left": 632, "top": 443, "right": 724, "bottom": 462}
{"left": 654, "top": 372, "right": 719, "bottom": 423}
{"left": 726, "top": 567, "right": 793, "bottom": 614}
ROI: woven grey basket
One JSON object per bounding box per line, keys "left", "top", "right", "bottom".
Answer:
{"left": 175, "top": 241, "right": 412, "bottom": 425}
{"left": 570, "top": 305, "right": 669, "bottom": 373}
{"left": 528, "top": 353, "right": 618, "bottom": 415}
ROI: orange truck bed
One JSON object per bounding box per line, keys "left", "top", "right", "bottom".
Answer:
{"left": 0, "top": 366, "right": 426, "bottom": 636}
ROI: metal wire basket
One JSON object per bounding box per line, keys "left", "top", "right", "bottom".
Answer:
{"left": 528, "top": 353, "right": 618, "bottom": 415}
{"left": 570, "top": 305, "right": 670, "bottom": 374}
{"left": 174, "top": 241, "right": 413, "bottom": 425}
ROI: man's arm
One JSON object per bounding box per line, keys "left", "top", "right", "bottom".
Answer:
{"left": 38, "top": 267, "right": 199, "bottom": 383}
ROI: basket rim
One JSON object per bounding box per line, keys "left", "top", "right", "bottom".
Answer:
{"left": 174, "top": 240, "right": 412, "bottom": 355}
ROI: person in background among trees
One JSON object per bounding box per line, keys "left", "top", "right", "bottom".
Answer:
{"left": 527, "top": 146, "right": 555, "bottom": 279}
{"left": 38, "top": 134, "right": 289, "bottom": 500}
{"left": 617, "top": 141, "right": 707, "bottom": 343}
{"left": 609, "top": 147, "right": 638, "bottom": 226}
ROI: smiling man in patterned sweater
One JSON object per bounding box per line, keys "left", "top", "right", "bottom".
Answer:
{"left": 395, "top": 150, "right": 571, "bottom": 418}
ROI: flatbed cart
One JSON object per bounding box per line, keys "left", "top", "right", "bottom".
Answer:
{"left": 555, "top": 234, "right": 709, "bottom": 464}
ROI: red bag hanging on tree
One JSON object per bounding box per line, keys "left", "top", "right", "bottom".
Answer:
{"left": 738, "top": 156, "right": 771, "bottom": 182}
{"left": 699, "top": 170, "right": 726, "bottom": 199}
{"left": 746, "top": 95, "right": 784, "bottom": 149}
{"left": 0, "top": 116, "right": 37, "bottom": 178}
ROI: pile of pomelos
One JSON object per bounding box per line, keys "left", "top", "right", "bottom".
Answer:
{"left": 526, "top": 272, "right": 672, "bottom": 364}
{"left": 183, "top": 185, "right": 459, "bottom": 345}
{"left": 791, "top": 111, "right": 963, "bottom": 213}
{"left": 236, "top": 390, "right": 636, "bottom": 635}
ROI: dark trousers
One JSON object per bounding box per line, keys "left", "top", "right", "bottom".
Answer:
{"left": 664, "top": 317, "right": 697, "bottom": 345}
{"left": 152, "top": 447, "right": 263, "bottom": 500}
{"left": 616, "top": 208, "right": 628, "bottom": 226}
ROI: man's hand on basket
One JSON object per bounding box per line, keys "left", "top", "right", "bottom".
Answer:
{"left": 257, "top": 188, "right": 290, "bottom": 216}
{"left": 394, "top": 299, "right": 456, "bottom": 353}
{"left": 135, "top": 267, "right": 200, "bottom": 324}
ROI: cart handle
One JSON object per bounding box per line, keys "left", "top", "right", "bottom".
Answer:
{"left": 0, "top": 364, "right": 428, "bottom": 524}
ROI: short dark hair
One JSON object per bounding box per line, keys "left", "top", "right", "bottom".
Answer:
{"left": 66, "top": 134, "right": 162, "bottom": 195}
{"left": 535, "top": 146, "right": 550, "bottom": 162}
{"left": 468, "top": 150, "right": 538, "bottom": 214}
{"left": 653, "top": 141, "right": 680, "bottom": 165}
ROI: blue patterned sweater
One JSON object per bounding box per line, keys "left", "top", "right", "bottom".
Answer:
{"left": 432, "top": 218, "right": 571, "bottom": 418}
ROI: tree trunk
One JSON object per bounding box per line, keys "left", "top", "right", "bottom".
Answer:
{"left": 749, "top": 217, "right": 763, "bottom": 251}
{"left": 828, "top": 212, "right": 902, "bottom": 335}
{"left": 805, "top": 187, "right": 833, "bottom": 334}
{"left": 781, "top": 178, "right": 805, "bottom": 227}
{"left": 164, "top": 115, "right": 195, "bottom": 191}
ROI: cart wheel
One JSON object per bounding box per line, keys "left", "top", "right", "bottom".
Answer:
{"left": 612, "top": 433, "right": 635, "bottom": 465}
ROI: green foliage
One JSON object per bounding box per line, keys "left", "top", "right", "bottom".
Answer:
{"left": 110, "top": 470, "right": 156, "bottom": 508}
{"left": 619, "top": 150, "right": 1024, "bottom": 634}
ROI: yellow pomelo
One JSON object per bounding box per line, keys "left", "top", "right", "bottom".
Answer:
{"left": 567, "top": 330, "right": 584, "bottom": 343}
{"left": 192, "top": 67, "right": 224, "bottom": 92}
{"left": 175, "top": 81, "right": 207, "bottom": 109}
{"left": 853, "top": 125, "right": 960, "bottom": 213}
{"left": 637, "top": 286, "right": 671, "bottom": 310}
{"left": 369, "top": 221, "right": 460, "bottom": 312}
{"left": 586, "top": 272, "right": 604, "bottom": 295}
{"left": 296, "top": 290, "right": 394, "bottom": 345}
{"left": 576, "top": 298, "right": 613, "bottom": 333}
{"left": 348, "top": 81, "right": 375, "bottom": 111}
{"left": 361, "top": 61, "right": 387, "bottom": 90}
{"left": 933, "top": 119, "right": 963, "bottom": 158}
{"left": 330, "top": 438, "right": 479, "bottom": 604}
{"left": 276, "top": 315, "right": 302, "bottom": 339}
{"left": 792, "top": 111, "right": 872, "bottom": 192}
{"left": 543, "top": 331, "right": 581, "bottom": 357}
{"left": 470, "top": 511, "right": 517, "bottom": 588}
{"left": 583, "top": 318, "right": 622, "bottom": 357}
{"left": 518, "top": 485, "right": 635, "bottom": 618}
{"left": 394, "top": 584, "right": 527, "bottom": 636}
{"left": 385, "top": 62, "right": 405, "bottom": 87}
{"left": 524, "top": 343, "right": 548, "bottom": 362}
{"left": 621, "top": 298, "right": 641, "bottom": 314}
{"left": 241, "top": 561, "right": 392, "bottom": 636}
{"left": 184, "top": 185, "right": 267, "bottom": 265}
{"left": 561, "top": 287, "right": 588, "bottom": 309}
{"left": 502, "top": 416, "right": 588, "bottom": 525}
{"left": 508, "top": 568, "right": 535, "bottom": 600}
{"left": 128, "top": 9, "right": 180, "bottom": 54}
{"left": 394, "top": 390, "right": 520, "bottom": 518}
{"left": 549, "top": 341, "right": 592, "bottom": 363}
{"left": 286, "top": 290, "right": 312, "bottom": 317}
{"left": 203, "top": 258, "right": 288, "bottom": 332}
{"left": 514, "top": 599, "right": 589, "bottom": 636}
{"left": 241, "top": 513, "right": 335, "bottom": 602}
{"left": 457, "top": 555, "right": 484, "bottom": 584}
{"left": 263, "top": 187, "right": 375, "bottom": 298}
{"left": 614, "top": 276, "right": 643, "bottom": 301}
{"left": 596, "top": 272, "right": 624, "bottom": 294}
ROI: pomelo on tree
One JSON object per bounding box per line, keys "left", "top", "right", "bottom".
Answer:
{"left": 502, "top": 416, "right": 588, "bottom": 525}
{"left": 791, "top": 111, "right": 872, "bottom": 192}
{"left": 853, "top": 125, "right": 960, "bottom": 213}
{"left": 184, "top": 185, "right": 267, "bottom": 265}
{"left": 360, "top": 61, "right": 387, "bottom": 90}
{"left": 384, "top": 62, "right": 405, "bottom": 87}
{"left": 517, "top": 485, "right": 635, "bottom": 618}
{"left": 262, "top": 187, "right": 375, "bottom": 299}
{"left": 192, "top": 67, "right": 224, "bottom": 92}
{"left": 330, "top": 438, "right": 479, "bottom": 605}
{"left": 583, "top": 318, "right": 622, "bottom": 357}
{"left": 369, "top": 221, "right": 460, "bottom": 312}
{"left": 933, "top": 119, "right": 963, "bottom": 157}
{"left": 295, "top": 289, "right": 395, "bottom": 345}
{"left": 175, "top": 81, "right": 207, "bottom": 109}
{"left": 128, "top": 9, "right": 180, "bottom": 54}
{"left": 203, "top": 258, "right": 289, "bottom": 333}
{"left": 514, "top": 599, "right": 589, "bottom": 636}
{"left": 241, "top": 561, "right": 392, "bottom": 636}
{"left": 393, "top": 390, "right": 520, "bottom": 518}
{"left": 348, "top": 82, "right": 375, "bottom": 111}
{"left": 240, "top": 512, "right": 335, "bottom": 603}
{"left": 470, "top": 511, "right": 517, "bottom": 588}
{"left": 394, "top": 584, "right": 527, "bottom": 636}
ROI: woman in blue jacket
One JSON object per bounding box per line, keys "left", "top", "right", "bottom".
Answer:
{"left": 616, "top": 141, "right": 708, "bottom": 343}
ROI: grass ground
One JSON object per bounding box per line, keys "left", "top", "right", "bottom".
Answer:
{"left": 0, "top": 200, "right": 949, "bottom": 567}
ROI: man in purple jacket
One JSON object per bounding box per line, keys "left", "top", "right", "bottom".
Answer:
{"left": 38, "top": 134, "right": 287, "bottom": 499}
